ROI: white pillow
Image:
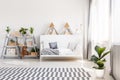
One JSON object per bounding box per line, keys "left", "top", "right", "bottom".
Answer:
{"left": 67, "top": 42, "right": 78, "bottom": 51}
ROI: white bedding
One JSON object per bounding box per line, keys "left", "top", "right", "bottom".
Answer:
{"left": 58, "top": 48, "right": 74, "bottom": 55}
{"left": 40, "top": 35, "right": 82, "bottom": 59}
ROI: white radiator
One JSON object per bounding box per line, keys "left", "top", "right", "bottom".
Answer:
{"left": 111, "top": 45, "right": 120, "bottom": 80}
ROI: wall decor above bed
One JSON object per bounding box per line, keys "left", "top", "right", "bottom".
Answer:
{"left": 62, "top": 22, "right": 73, "bottom": 35}
{"left": 46, "top": 22, "right": 59, "bottom": 35}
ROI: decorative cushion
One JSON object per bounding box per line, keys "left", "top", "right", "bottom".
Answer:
{"left": 49, "top": 42, "right": 58, "bottom": 49}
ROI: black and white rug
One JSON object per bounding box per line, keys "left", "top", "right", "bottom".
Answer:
{"left": 0, "top": 67, "right": 91, "bottom": 80}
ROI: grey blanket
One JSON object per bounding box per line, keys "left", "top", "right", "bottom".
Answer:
{"left": 41, "top": 48, "right": 59, "bottom": 55}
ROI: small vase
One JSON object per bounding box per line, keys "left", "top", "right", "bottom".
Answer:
{"left": 31, "top": 52, "right": 37, "bottom": 56}
{"left": 95, "top": 69, "right": 105, "bottom": 79}
{"left": 30, "top": 34, "right": 33, "bottom": 36}
{"left": 7, "top": 33, "right": 10, "bottom": 37}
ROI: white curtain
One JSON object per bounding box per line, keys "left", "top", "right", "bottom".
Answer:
{"left": 89, "top": 0, "right": 111, "bottom": 55}
{"left": 111, "top": 0, "right": 120, "bottom": 43}
{"left": 88, "top": 0, "right": 111, "bottom": 70}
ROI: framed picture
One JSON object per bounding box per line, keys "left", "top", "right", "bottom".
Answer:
{"left": 6, "top": 48, "right": 16, "bottom": 56}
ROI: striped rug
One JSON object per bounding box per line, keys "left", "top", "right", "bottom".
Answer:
{"left": 0, "top": 67, "right": 91, "bottom": 80}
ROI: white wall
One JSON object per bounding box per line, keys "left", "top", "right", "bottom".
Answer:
{"left": 0, "top": 0, "right": 89, "bottom": 55}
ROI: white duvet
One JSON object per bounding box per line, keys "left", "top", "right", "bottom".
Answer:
{"left": 58, "top": 48, "right": 74, "bottom": 55}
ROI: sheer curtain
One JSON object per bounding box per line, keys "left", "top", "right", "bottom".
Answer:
{"left": 111, "top": 0, "right": 120, "bottom": 43}
{"left": 88, "top": 0, "right": 111, "bottom": 71}
{"left": 88, "top": 0, "right": 111, "bottom": 59}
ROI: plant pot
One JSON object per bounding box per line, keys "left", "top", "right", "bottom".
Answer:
{"left": 31, "top": 52, "right": 37, "bottom": 56}
{"left": 95, "top": 69, "right": 105, "bottom": 78}
{"left": 8, "top": 42, "right": 16, "bottom": 46}
{"left": 7, "top": 34, "right": 10, "bottom": 37}
{"left": 30, "top": 34, "right": 33, "bottom": 36}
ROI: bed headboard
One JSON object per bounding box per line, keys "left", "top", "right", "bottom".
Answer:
{"left": 40, "top": 35, "right": 83, "bottom": 53}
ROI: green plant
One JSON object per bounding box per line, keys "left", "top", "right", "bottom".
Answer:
{"left": 6, "top": 26, "right": 10, "bottom": 33}
{"left": 30, "top": 47, "right": 39, "bottom": 52}
{"left": 91, "top": 45, "right": 110, "bottom": 69}
{"left": 19, "top": 27, "right": 28, "bottom": 35}
{"left": 29, "top": 27, "right": 34, "bottom": 34}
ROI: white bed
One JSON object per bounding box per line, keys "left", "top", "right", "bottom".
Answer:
{"left": 40, "top": 35, "right": 83, "bottom": 60}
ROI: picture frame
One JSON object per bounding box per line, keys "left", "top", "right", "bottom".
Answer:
{"left": 6, "top": 48, "right": 16, "bottom": 56}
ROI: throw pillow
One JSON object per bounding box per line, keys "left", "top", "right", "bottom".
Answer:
{"left": 49, "top": 42, "right": 58, "bottom": 49}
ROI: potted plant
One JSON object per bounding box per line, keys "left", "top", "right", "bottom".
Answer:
{"left": 30, "top": 47, "right": 39, "bottom": 56}
{"left": 19, "top": 27, "right": 28, "bottom": 36}
{"left": 6, "top": 26, "right": 10, "bottom": 36}
{"left": 29, "top": 27, "right": 34, "bottom": 35}
{"left": 8, "top": 39, "right": 16, "bottom": 46}
{"left": 91, "top": 45, "right": 110, "bottom": 78}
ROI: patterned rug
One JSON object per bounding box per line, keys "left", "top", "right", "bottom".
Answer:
{"left": 0, "top": 67, "right": 91, "bottom": 80}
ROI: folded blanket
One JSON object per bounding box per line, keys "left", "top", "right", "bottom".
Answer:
{"left": 41, "top": 48, "right": 59, "bottom": 55}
